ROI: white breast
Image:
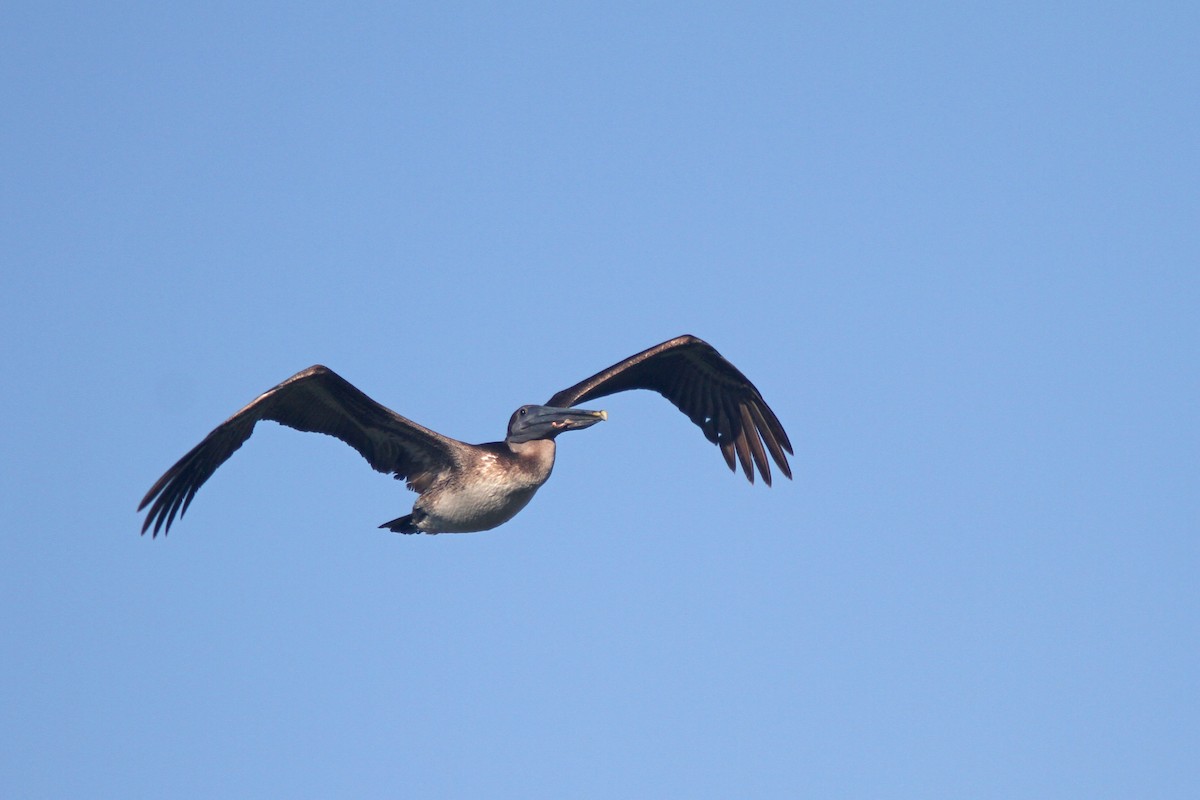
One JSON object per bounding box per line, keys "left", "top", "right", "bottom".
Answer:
{"left": 419, "top": 442, "right": 556, "bottom": 533}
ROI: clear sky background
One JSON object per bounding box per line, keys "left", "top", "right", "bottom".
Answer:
{"left": 2, "top": 3, "right": 1196, "bottom": 798}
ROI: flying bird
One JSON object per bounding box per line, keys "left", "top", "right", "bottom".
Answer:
{"left": 139, "top": 335, "right": 792, "bottom": 536}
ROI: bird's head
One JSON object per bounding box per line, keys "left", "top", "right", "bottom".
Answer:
{"left": 505, "top": 405, "right": 607, "bottom": 443}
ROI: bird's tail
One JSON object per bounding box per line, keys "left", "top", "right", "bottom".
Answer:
{"left": 379, "top": 514, "right": 420, "bottom": 534}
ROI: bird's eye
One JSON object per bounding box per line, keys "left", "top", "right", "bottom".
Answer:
{"left": 519, "top": 408, "right": 527, "bottom": 416}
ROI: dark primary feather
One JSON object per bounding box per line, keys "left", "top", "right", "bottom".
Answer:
{"left": 138, "top": 366, "right": 462, "bottom": 537}
{"left": 546, "top": 335, "right": 793, "bottom": 485}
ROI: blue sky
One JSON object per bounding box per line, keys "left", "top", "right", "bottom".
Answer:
{"left": 2, "top": 3, "right": 1196, "bottom": 797}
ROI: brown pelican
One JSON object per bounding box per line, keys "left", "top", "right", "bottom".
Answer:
{"left": 139, "top": 335, "right": 792, "bottom": 536}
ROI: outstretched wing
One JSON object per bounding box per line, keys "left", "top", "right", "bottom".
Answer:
{"left": 546, "top": 335, "right": 793, "bottom": 485}
{"left": 139, "top": 366, "right": 464, "bottom": 536}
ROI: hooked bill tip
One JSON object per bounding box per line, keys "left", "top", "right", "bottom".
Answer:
{"left": 599, "top": 410, "right": 608, "bottom": 420}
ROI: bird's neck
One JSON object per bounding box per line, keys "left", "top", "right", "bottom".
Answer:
{"left": 505, "top": 438, "right": 557, "bottom": 486}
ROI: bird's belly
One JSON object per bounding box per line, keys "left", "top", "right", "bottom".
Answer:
{"left": 420, "top": 482, "right": 540, "bottom": 533}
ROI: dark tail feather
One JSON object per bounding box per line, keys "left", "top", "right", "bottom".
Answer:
{"left": 380, "top": 514, "right": 420, "bottom": 534}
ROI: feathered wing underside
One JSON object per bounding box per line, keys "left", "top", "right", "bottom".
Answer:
{"left": 546, "top": 335, "right": 793, "bottom": 485}
{"left": 138, "top": 366, "right": 463, "bottom": 536}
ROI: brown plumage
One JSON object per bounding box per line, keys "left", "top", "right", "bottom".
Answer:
{"left": 138, "top": 367, "right": 466, "bottom": 536}
{"left": 139, "top": 335, "right": 792, "bottom": 537}
{"left": 547, "top": 335, "right": 793, "bottom": 485}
